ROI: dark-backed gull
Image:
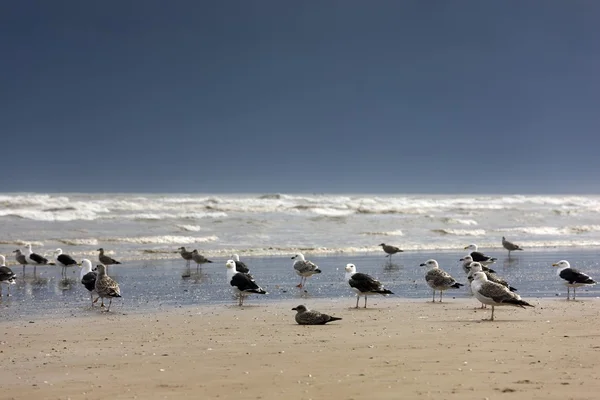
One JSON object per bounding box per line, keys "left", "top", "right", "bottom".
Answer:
{"left": 54, "top": 248, "right": 78, "bottom": 277}
{"left": 471, "top": 271, "right": 534, "bottom": 321}
{"left": 420, "top": 259, "right": 463, "bottom": 303}
{"left": 502, "top": 237, "right": 523, "bottom": 257}
{"left": 23, "top": 243, "right": 49, "bottom": 272}
{"left": 79, "top": 259, "right": 98, "bottom": 306}
{"left": 94, "top": 264, "right": 121, "bottom": 312}
{"left": 464, "top": 244, "right": 497, "bottom": 266}
{"left": 291, "top": 253, "right": 321, "bottom": 288}
{"left": 379, "top": 243, "right": 403, "bottom": 261}
{"left": 344, "top": 263, "right": 393, "bottom": 308}
{"left": 231, "top": 254, "right": 250, "bottom": 273}
{"left": 552, "top": 260, "right": 596, "bottom": 300}
{"left": 292, "top": 305, "right": 342, "bottom": 325}
{"left": 225, "top": 260, "right": 266, "bottom": 306}
{"left": 0, "top": 255, "right": 17, "bottom": 297}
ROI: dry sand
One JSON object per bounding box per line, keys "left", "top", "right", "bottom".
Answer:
{"left": 1, "top": 297, "right": 599, "bottom": 399}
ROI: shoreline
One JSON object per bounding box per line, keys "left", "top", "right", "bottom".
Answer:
{"left": 1, "top": 298, "right": 599, "bottom": 399}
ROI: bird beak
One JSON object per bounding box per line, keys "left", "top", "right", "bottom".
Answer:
{"left": 552, "top": 263, "right": 558, "bottom": 267}
{"left": 463, "top": 246, "right": 469, "bottom": 249}
{"left": 419, "top": 263, "right": 426, "bottom": 266}
{"left": 291, "top": 307, "right": 297, "bottom": 311}
{"left": 291, "top": 256, "right": 295, "bottom": 259}
{"left": 459, "top": 258, "right": 464, "bottom": 261}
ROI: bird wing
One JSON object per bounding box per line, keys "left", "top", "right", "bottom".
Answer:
{"left": 231, "top": 272, "right": 262, "bottom": 292}
{"left": 294, "top": 260, "right": 319, "bottom": 273}
{"left": 81, "top": 271, "right": 97, "bottom": 291}
{"left": 470, "top": 251, "right": 494, "bottom": 262}
{"left": 29, "top": 253, "right": 48, "bottom": 264}
{"left": 58, "top": 254, "right": 77, "bottom": 266}
{"left": 349, "top": 272, "right": 384, "bottom": 292}
{"left": 0, "top": 266, "right": 16, "bottom": 280}
{"left": 234, "top": 260, "right": 249, "bottom": 273}
{"left": 480, "top": 281, "right": 518, "bottom": 303}
{"left": 426, "top": 269, "right": 457, "bottom": 288}
{"left": 560, "top": 268, "right": 596, "bottom": 284}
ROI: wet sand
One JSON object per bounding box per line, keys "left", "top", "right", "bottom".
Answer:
{"left": 1, "top": 297, "right": 599, "bottom": 399}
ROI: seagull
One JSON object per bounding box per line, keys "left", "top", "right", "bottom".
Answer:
{"left": 54, "top": 248, "right": 78, "bottom": 277}
{"left": 468, "top": 262, "right": 517, "bottom": 292}
{"left": 97, "top": 248, "right": 121, "bottom": 271}
{"left": 13, "top": 249, "right": 28, "bottom": 274}
{"left": 471, "top": 271, "right": 534, "bottom": 321}
{"left": 379, "top": 243, "right": 403, "bottom": 261}
{"left": 344, "top": 263, "right": 393, "bottom": 308}
{"left": 502, "top": 237, "right": 524, "bottom": 257}
{"left": 291, "top": 253, "right": 321, "bottom": 288}
{"left": 231, "top": 254, "right": 250, "bottom": 273}
{"left": 464, "top": 244, "right": 497, "bottom": 266}
{"left": 225, "top": 260, "right": 267, "bottom": 306}
{"left": 191, "top": 250, "right": 213, "bottom": 272}
{"left": 177, "top": 247, "right": 194, "bottom": 268}
{"left": 94, "top": 264, "right": 121, "bottom": 312}
{"left": 552, "top": 260, "right": 596, "bottom": 300}
{"left": 460, "top": 255, "right": 496, "bottom": 274}
{"left": 23, "top": 243, "right": 49, "bottom": 271}
{"left": 0, "top": 255, "right": 17, "bottom": 297}
{"left": 291, "top": 305, "right": 342, "bottom": 325}
{"left": 420, "top": 259, "right": 463, "bottom": 303}
{"left": 79, "top": 259, "right": 98, "bottom": 306}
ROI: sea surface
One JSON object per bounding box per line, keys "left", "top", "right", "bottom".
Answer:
{"left": 2, "top": 193, "right": 600, "bottom": 261}
{"left": 0, "top": 248, "right": 598, "bottom": 321}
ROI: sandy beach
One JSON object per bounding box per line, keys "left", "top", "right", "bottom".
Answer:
{"left": 1, "top": 297, "right": 599, "bottom": 399}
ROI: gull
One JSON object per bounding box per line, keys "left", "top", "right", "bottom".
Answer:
{"left": 460, "top": 255, "right": 496, "bottom": 274}
{"left": 225, "top": 260, "right": 266, "bottom": 306}
{"left": 54, "top": 248, "right": 78, "bottom": 278}
{"left": 291, "top": 305, "right": 342, "bottom": 325}
{"left": 97, "top": 248, "right": 121, "bottom": 271}
{"left": 13, "top": 249, "right": 28, "bottom": 274}
{"left": 344, "top": 263, "right": 393, "bottom": 308}
{"left": 502, "top": 236, "right": 524, "bottom": 257}
{"left": 379, "top": 243, "right": 403, "bottom": 261}
{"left": 471, "top": 271, "right": 534, "bottom": 321}
{"left": 94, "top": 264, "right": 121, "bottom": 312}
{"left": 23, "top": 243, "right": 49, "bottom": 273}
{"left": 231, "top": 254, "right": 250, "bottom": 273}
{"left": 468, "top": 262, "right": 517, "bottom": 292}
{"left": 79, "top": 259, "right": 98, "bottom": 306}
{"left": 420, "top": 259, "right": 463, "bottom": 303}
{"left": 464, "top": 244, "right": 497, "bottom": 266}
{"left": 177, "top": 247, "right": 194, "bottom": 268}
{"left": 291, "top": 253, "right": 321, "bottom": 288}
{"left": 191, "top": 250, "right": 213, "bottom": 273}
{"left": 0, "top": 255, "right": 17, "bottom": 297}
{"left": 552, "top": 260, "right": 596, "bottom": 300}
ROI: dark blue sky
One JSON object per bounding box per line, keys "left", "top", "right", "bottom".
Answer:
{"left": 2, "top": 1, "right": 599, "bottom": 193}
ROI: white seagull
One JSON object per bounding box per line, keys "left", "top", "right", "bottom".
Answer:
{"left": 420, "top": 259, "right": 463, "bottom": 303}
{"left": 552, "top": 260, "right": 596, "bottom": 300}
{"left": 344, "top": 264, "right": 393, "bottom": 308}
{"left": 225, "top": 260, "right": 267, "bottom": 306}
{"left": 470, "top": 271, "right": 534, "bottom": 321}
{"left": 291, "top": 253, "right": 321, "bottom": 288}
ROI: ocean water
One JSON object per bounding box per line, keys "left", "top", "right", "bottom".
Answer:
{"left": 2, "top": 193, "right": 600, "bottom": 262}
{"left": 0, "top": 248, "right": 598, "bottom": 321}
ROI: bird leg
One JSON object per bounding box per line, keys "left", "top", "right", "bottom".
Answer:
{"left": 490, "top": 306, "right": 495, "bottom": 321}
{"left": 364, "top": 296, "right": 368, "bottom": 308}
{"left": 432, "top": 290, "right": 436, "bottom": 303}
{"left": 573, "top": 287, "right": 576, "bottom": 300}
{"left": 355, "top": 295, "right": 360, "bottom": 309}
{"left": 7, "top": 284, "right": 10, "bottom": 297}
{"left": 439, "top": 290, "right": 443, "bottom": 303}
{"left": 100, "top": 298, "right": 105, "bottom": 308}
{"left": 106, "top": 298, "right": 112, "bottom": 312}
{"left": 297, "top": 277, "right": 304, "bottom": 288}
{"left": 567, "top": 287, "right": 570, "bottom": 300}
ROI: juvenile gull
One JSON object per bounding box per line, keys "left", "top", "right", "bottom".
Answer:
{"left": 54, "top": 248, "right": 78, "bottom": 277}
{"left": 191, "top": 250, "right": 213, "bottom": 272}
{"left": 94, "top": 264, "right": 121, "bottom": 312}
{"left": 460, "top": 255, "right": 496, "bottom": 274}
{"left": 468, "top": 262, "right": 517, "bottom": 292}
{"left": 0, "top": 255, "right": 17, "bottom": 297}
{"left": 225, "top": 260, "right": 267, "bottom": 306}
{"left": 79, "top": 259, "right": 98, "bottom": 306}
{"left": 420, "top": 259, "right": 463, "bottom": 303}
{"left": 13, "top": 249, "right": 28, "bottom": 274}
{"left": 502, "top": 236, "right": 524, "bottom": 257}
{"left": 552, "top": 260, "right": 596, "bottom": 300}
{"left": 97, "top": 248, "right": 121, "bottom": 270}
{"left": 471, "top": 271, "right": 534, "bottom": 321}
{"left": 231, "top": 254, "right": 250, "bottom": 273}
{"left": 23, "top": 243, "right": 49, "bottom": 271}
{"left": 379, "top": 243, "right": 403, "bottom": 261}
{"left": 344, "top": 263, "right": 393, "bottom": 308}
{"left": 177, "top": 247, "right": 194, "bottom": 268}
{"left": 291, "top": 305, "right": 342, "bottom": 325}
{"left": 291, "top": 253, "right": 321, "bottom": 288}
{"left": 464, "top": 244, "right": 497, "bottom": 266}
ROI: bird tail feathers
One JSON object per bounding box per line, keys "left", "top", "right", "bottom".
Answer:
{"left": 451, "top": 283, "right": 464, "bottom": 288}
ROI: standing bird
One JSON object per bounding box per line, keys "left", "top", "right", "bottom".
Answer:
{"left": 379, "top": 243, "right": 403, "bottom": 262}
{"left": 225, "top": 260, "right": 267, "bottom": 306}
{"left": 471, "top": 271, "right": 534, "bottom": 321}
{"left": 464, "top": 244, "right": 497, "bottom": 266}
{"left": 97, "top": 248, "right": 121, "bottom": 270}
{"left": 0, "top": 255, "right": 17, "bottom": 297}
{"left": 344, "top": 263, "right": 393, "bottom": 308}
{"left": 177, "top": 247, "right": 194, "bottom": 268}
{"left": 54, "top": 248, "right": 78, "bottom": 278}
{"left": 460, "top": 255, "right": 495, "bottom": 274}
{"left": 23, "top": 244, "right": 49, "bottom": 274}
{"left": 468, "top": 262, "right": 517, "bottom": 292}
{"left": 552, "top": 260, "right": 596, "bottom": 300}
{"left": 231, "top": 254, "right": 250, "bottom": 273}
{"left": 291, "top": 253, "right": 321, "bottom": 288}
{"left": 79, "top": 259, "right": 98, "bottom": 306}
{"left": 502, "top": 237, "right": 524, "bottom": 257}
{"left": 191, "top": 250, "right": 213, "bottom": 273}
{"left": 420, "top": 259, "right": 463, "bottom": 303}
{"left": 291, "top": 305, "right": 342, "bottom": 325}
{"left": 13, "top": 249, "right": 28, "bottom": 275}
{"left": 94, "top": 264, "right": 121, "bottom": 312}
